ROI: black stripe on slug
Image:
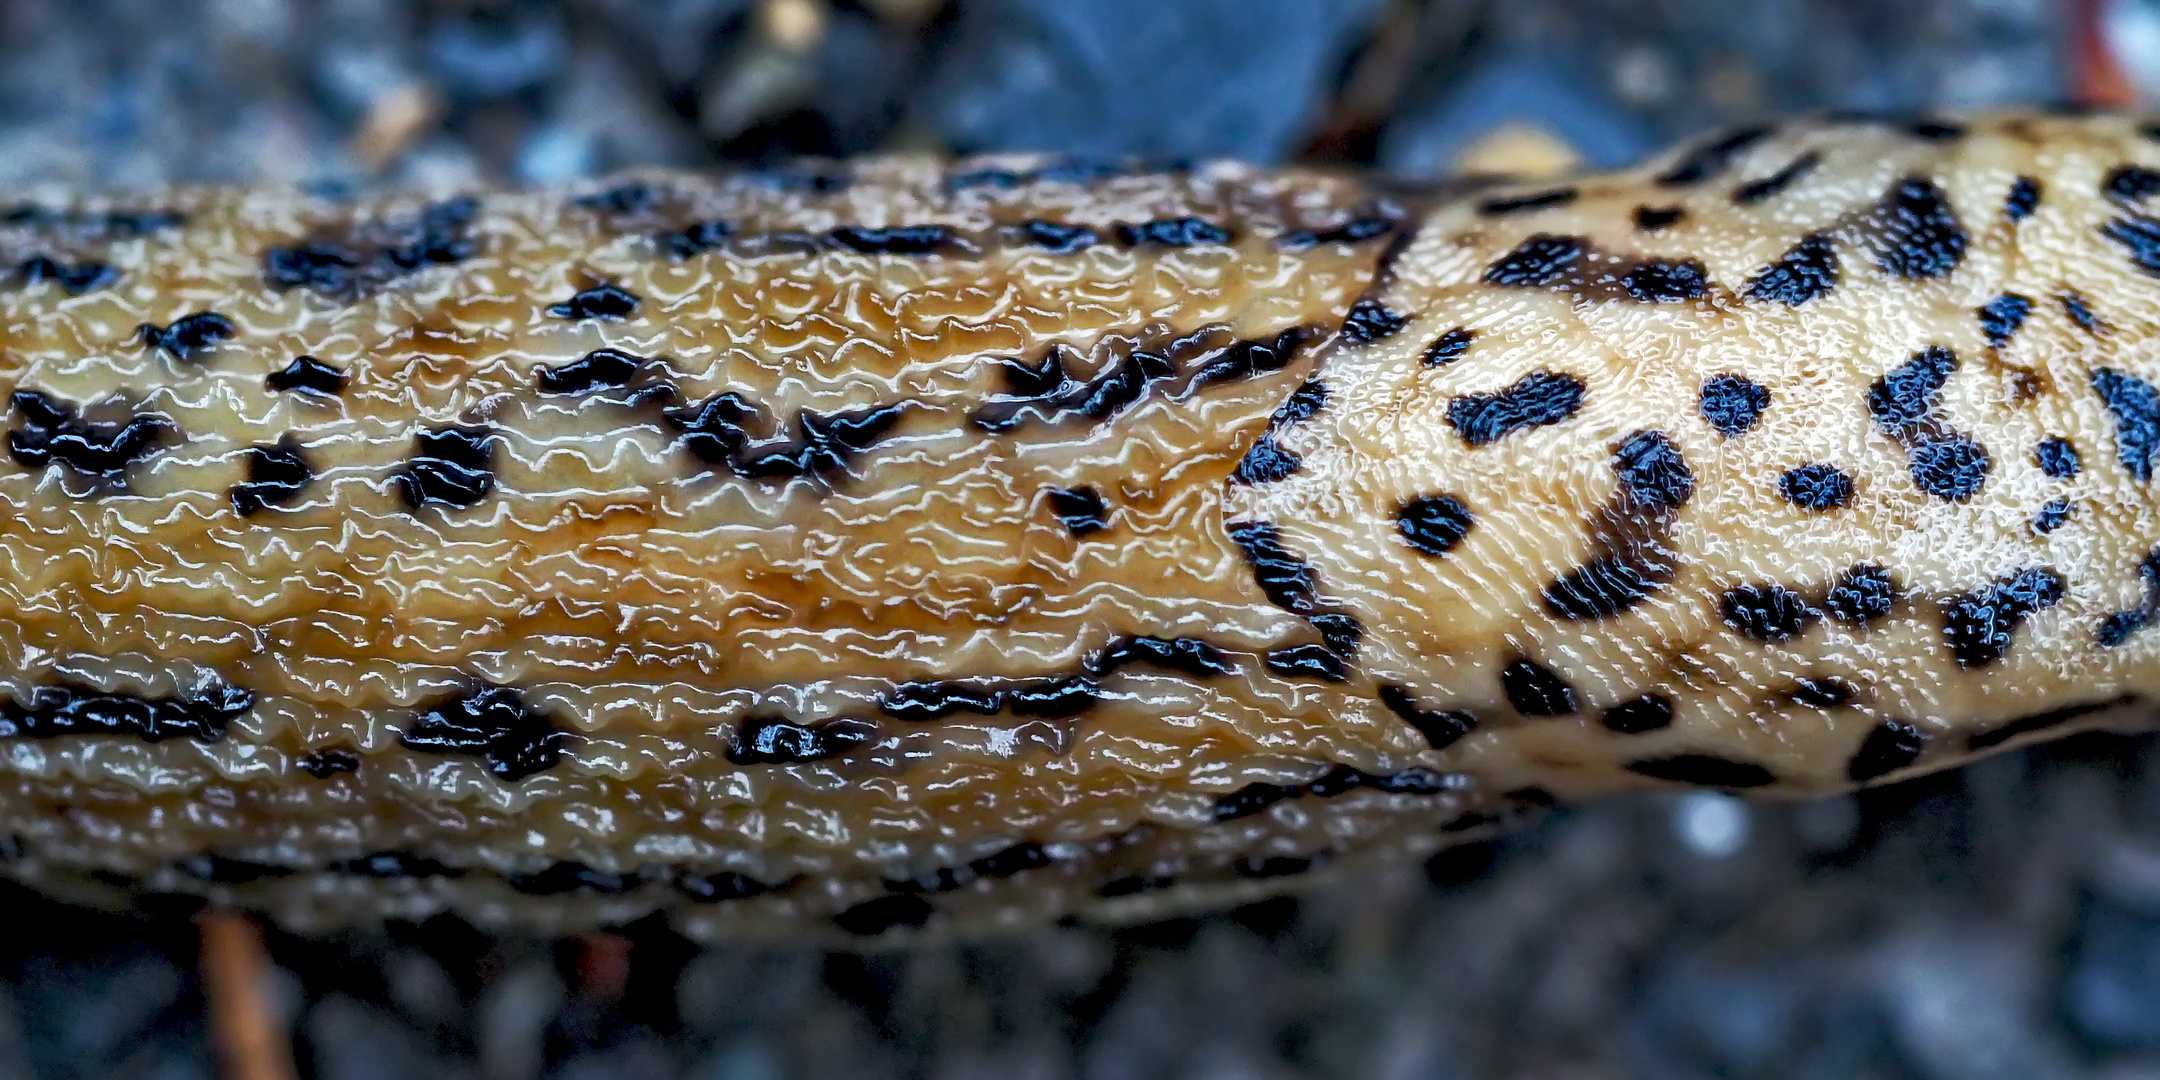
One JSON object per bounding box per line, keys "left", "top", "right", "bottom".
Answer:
{"left": 1226, "top": 520, "right": 1319, "bottom": 615}
{"left": 1541, "top": 430, "right": 1695, "bottom": 620}
{"left": 667, "top": 394, "right": 907, "bottom": 481}
{"left": 1744, "top": 232, "right": 1840, "bottom": 306}
{"left": 264, "top": 196, "right": 477, "bottom": 300}
{"left": 1732, "top": 150, "right": 1821, "bottom": 204}
{"left": 1276, "top": 216, "right": 1395, "bottom": 249}
{"left": 1788, "top": 676, "right": 1857, "bottom": 708}
{"left": 1446, "top": 371, "right": 1586, "bottom": 446}
{"left": 136, "top": 312, "right": 236, "bottom": 362}
{"left": 677, "top": 870, "right": 783, "bottom": 903}
{"left": 229, "top": 435, "right": 315, "bottom": 516}
{"left": 1967, "top": 696, "right": 2137, "bottom": 751}
{"left": 3, "top": 204, "right": 184, "bottom": 237}
{"left": 396, "top": 425, "right": 496, "bottom": 508}
{"left": 266, "top": 356, "right": 346, "bottom": 397}
{"left": 1478, "top": 187, "right": 1578, "bottom": 216}
{"left": 1906, "top": 118, "right": 1966, "bottom": 141}
{"left": 1863, "top": 177, "right": 1967, "bottom": 280}
{"left": 1231, "top": 436, "right": 1301, "bottom": 484}
{"left": 1624, "top": 754, "right": 1776, "bottom": 788}
{"left": 1268, "top": 380, "right": 1329, "bottom": 429}
{"left": 2093, "top": 367, "right": 2160, "bottom": 481}
{"left": 0, "top": 679, "right": 253, "bottom": 743}
{"left": 401, "top": 687, "right": 570, "bottom": 781}
{"left": 1115, "top": 217, "right": 1230, "bottom": 247}
{"left": 508, "top": 862, "right": 649, "bottom": 896}
{"left": 1941, "top": 566, "right": 2065, "bottom": 667}
{"left": 1423, "top": 328, "right": 1474, "bottom": 367}
{"left": 1021, "top": 220, "right": 1098, "bottom": 253}
{"left": 1216, "top": 763, "right": 1453, "bottom": 821}
{"left": 1656, "top": 124, "right": 1774, "bottom": 186}
{"left": 296, "top": 748, "right": 359, "bottom": 778}
{"left": 329, "top": 852, "right": 461, "bottom": 878}
{"left": 1093, "top": 635, "right": 1234, "bottom": 678}
{"left": 6, "top": 390, "right": 173, "bottom": 476}
{"left": 179, "top": 855, "right": 292, "bottom": 885}
{"left": 14, "top": 255, "right": 118, "bottom": 294}
{"left": 2061, "top": 293, "right": 2105, "bottom": 335}
{"left": 1378, "top": 685, "right": 1477, "bottom": 751}
{"left": 1501, "top": 659, "right": 1577, "bottom": 716}
{"left": 2100, "top": 214, "right": 2160, "bottom": 277}
{"left": 835, "top": 894, "right": 933, "bottom": 935}
{"left": 1847, "top": 719, "right": 1926, "bottom": 782}
{"left": 829, "top": 225, "right": 958, "bottom": 255}
{"left": 1264, "top": 644, "right": 1348, "bottom": 682}
{"left": 1396, "top": 493, "right": 1475, "bottom": 557}
{"left": 2097, "top": 549, "right": 2160, "bottom": 647}
{"left": 1340, "top": 299, "right": 1408, "bottom": 343}
{"left": 537, "top": 348, "right": 641, "bottom": 394}
{"left": 888, "top": 841, "right": 1055, "bottom": 895}
{"left": 2107, "top": 164, "right": 2160, "bottom": 205}
{"left": 546, "top": 283, "right": 640, "bottom": 321}
{"left": 726, "top": 714, "right": 878, "bottom": 766}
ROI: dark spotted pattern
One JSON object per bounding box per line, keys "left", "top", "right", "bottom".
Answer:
{"left": 1115, "top": 217, "right": 1231, "bottom": 247}
{"left": 1236, "top": 854, "right": 1324, "bottom": 879}
{"left": 677, "top": 871, "right": 782, "bottom": 903}
{"left": 1047, "top": 486, "right": 1110, "bottom": 534}
{"left": 1021, "top": 220, "right": 1098, "bottom": 253}
{"left": 726, "top": 714, "right": 879, "bottom": 766}
{"left": 2105, "top": 164, "right": 2160, "bottom": 204}
{"left": 2036, "top": 437, "right": 2082, "bottom": 478}
{"left": 1, "top": 204, "right": 183, "bottom": 237}
{"left": 6, "top": 390, "right": 172, "bottom": 476}
{"left": 1941, "top": 566, "right": 2065, "bottom": 666}
{"left": 1478, "top": 188, "right": 1578, "bottom": 216}
{"left": 1396, "top": 493, "right": 1475, "bottom": 557}
{"left": 546, "top": 283, "right": 640, "bottom": 321}
{"left": 2092, "top": 367, "right": 2160, "bottom": 481}
{"left": 296, "top": 748, "right": 359, "bottom": 779}
{"left": 1625, "top": 754, "right": 1776, "bottom": 788}
{"left": 1482, "top": 234, "right": 1707, "bottom": 303}
{"left": 1378, "top": 685, "right": 1477, "bottom": 751}
{"left": 1788, "top": 677, "right": 1857, "bottom": 708}
{"left": 887, "top": 841, "right": 1054, "bottom": 894}
{"left": 1542, "top": 430, "right": 1695, "bottom": 619}
{"left": 266, "top": 356, "right": 346, "bottom": 397}
{"left": 1601, "top": 695, "right": 1674, "bottom": 734}
{"left": 1423, "top": 328, "right": 1474, "bottom": 367}
{"left": 2099, "top": 213, "right": 2160, "bottom": 276}
{"left": 1863, "top": 177, "right": 1967, "bottom": 280}
{"left": 1502, "top": 659, "right": 1577, "bottom": 716}
{"left": 263, "top": 196, "right": 477, "bottom": 300}
{"left": 2096, "top": 550, "right": 2160, "bottom": 648}
{"left": 1231, "top": 437, "right": 1301, "bottom": 485}
{"left": 1656, "top": 124, "right": 1774, "bottom": 186}
{"left": 0, "top": 679, "right": 252, "bottom": 744}
{"left": 1482, "top": 235, "right": 1582, "bottom": 286}
{"left": 2005, "top": 175, "right": 2042, "bottom": 220}
{"left": 1720, "top": 583, "right": 1822, "bottom": 642}
{"left": 1732, "top": 150, "right": 1821, "bottom": 204}
{"left": 1699, "top": 374, "right": 1771, "bottom": 436}
{"left": 2061, "top": 293, "right": 2104, "bottom": 334}
{"left": 656, "top": 221, "right": 731, "bottom": 259}
{"left": 1268, "top": 381, "right": 1328, "bottom": 428}
{"left": 1276, "top": 216, "right": 1396, "bottom": 250}
{"left": 1633, "top": 205, "right": 1686, "bottom": 231}
{"left": 1264, "top": 644, "right": 1348, "bottom": 682}
{"left": 1093, "top": 635, "right": 1235, "bottom": 678}
{"left": 972, "top": 328, "right": 1304, "bottom": 434}
{"left": 1865, "top": 345, "right": 1991, "bottom": 501}
{"left": 830, "top": 225, "right": 958, "bottom": 255}
{"left": 396, "top": 425, "right": 496, "bottom": 508}
{"left": 1341, "top": 299, "right": 1409, "bottom": 343}
{"left": 2031, "top": 497, "right": 2075, "bottom": 535}
{"left": 1847, "top": 720, "right": 1927, "bottom": 782}
{"left": 1824, "top": 564, "right": 1900, "bottom": 625}
{"left": 135, "top": 312, "right": 237, "bottom": 362}
{"left": 880, "top": 636, "right": 1228, "bottom": 724}
{"left": 667, "top": 393, "right": 907, "bottom": 481}
{"left": 1978, "top": 293, "right": 2033, "bottom": 347}
{"left": 400, "top": 687, "right": 570, "bottom": 781}
{"left": 229, "top": 435, "right": 314, "bottom": 517}
{"left": 1214, "top": 763, "right": 1452, "bottom": 822}
{"left": 1446, "top": 371, "right": 1587, "bottom": 446}
{"left": 1780, "top": 463, "right": 1855, "bottom": 510}
{"left": 13, "top": 255, "right": 118, "bottom": 294}
{"left": 1227, "top": 520, "right": 1323, "bottom": 615}
{"left": 537, "top": 348, "right": 644, "bottom": 394}
{"left": 1745, "top": 232, "right": 1840, "bottom": 306}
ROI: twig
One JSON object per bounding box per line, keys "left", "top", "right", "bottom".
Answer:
{"left": 199, "top": 909, "right": 297, "bottom": 1080}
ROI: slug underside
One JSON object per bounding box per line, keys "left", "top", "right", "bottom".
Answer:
{"left": 2, "top": 114, "right": 2159, "bottom": 942}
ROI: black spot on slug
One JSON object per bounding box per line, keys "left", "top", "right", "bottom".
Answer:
{"left": 2036, "top": 437, "right": 2081, "bottom": 479}
{"left": 1006, "top": 676, "right": 1100, "bottom": 718}
{"left": 1780, "top": 463, "right": 1855, "bottom": 510}
{"left": 1236, "top": 854, "right": 1322, "bottom": 879}
{"left": 880, "top": 681, "right": 1003, "bottom": 724}
{"left": 1602, "top": 695, "right": 1674, "bottom": 734}
{"left": 1423, "top": 328, "right": 1475, "bottom": 367}
{"left": 1268, "top": 380, "right": 1329, "bottom": 429}
{"left": 401, "top": 687, "right": 569, "bottom": 781}
{"left": 676, "top": 870, "right": 781, "bottom": 903}
{"left": 14, "top": 255, "right": 118, "bottom": 294}
{"left": 726, "top": 714, "right": 878, "bottom": 766}
{"left": 1612, "top": 429, "right": 1695, "bottom": 509}
{"left": 1482, "top": 234, "right": 1583, "bottom": 287}
{"left": 396, "top": 425, "right": 496, "bottom": 508}
{"left": 1232, "top": 437, "right": 1301, "bottom": 484}
{"left": 1978, "top": 293, "right": 2033, "bottom": 347}
{"left": 2100, "top": 214, "right": 2160, "bottom": 277}
{"left": 1340, "top": 299, "right": 1408, "bottom": 343}
{"left": 1227, "top": 520, "right": 1321, "bottom": 616}
{"left": 1633, "top": 205, "right": 1686, "bottom": 231}
{"left": 1699, "top": 374, "right": 1770, "bottom": 436}
{"left": 1732, "top": 150, "right": 1821, "bottom": 204}
{"left": 537, "top": 348, "right": 641, "bottom": 394}
{"left": 1624, "top": 754, "right": 1776, "bottom": 788}
{"left": 263, "top": 196, "right": 477, "bottom": 300}
{"left": 1478, "top": 187, "right": 1579, "bottom": 215}
{"left": 1021, "top": 220, "right": 1098, "bottom": 253}
{"left": 1657, "top": 124, "right": 1774, "bottom": 186}
{"left": 296, "top": 748, "right": 359, "bottom": 778}
{"left": 2093, "top": 367, "right": 2160, "bottom": 481}
{"left": 508, "top": 862, "right": 646, "bottom": 896}
{"left": 1115, "top": 217, "right": 1231, "bottom": 247}
{"left": 1502, "top": 659, "right": 1577, "bottom": 717}
{"left": 1720, "top": 583, "right": 1822, "bottom": 643}
{"left": 180, "top": 855, "right": 292, "bottom": 885}
{"left": 657, "top": 221, "right": 731, "bottom": 259}
{"left": 6, "top": 390, "right": 173, "bottom": 476}
{"left": 1396, "top": 493, "right": 1475, "bottom": 557}
{"left": 1047, "top": 486, "right": 1109, "bottom": 534}
{"left": 2031, "top": 497, "right": 2075, "bottom": 535}
{"left": 830, "top": 225, "right": 958, "bottom": 255}
{"left": 1379, "top": 685, "right": 1477, "bottom": 751}
{"left": 1620, "top": 259, "right": 1709, "bottom": 302}
{"left": 1788, "top": 676, "right": 1857, "bottom": 708}
{"left": 135, "top": 312, "right": 236, "bottom": 362}
{"left": 1868, "top": 345, "right": 1956, "bottom": 432}
{"left": 1848, "top": 720, "right": 1926, "bottom": 782}
{"left": 971, "top": 329, "right": 1302, "bottom": 435}
{"left": 1276, "top": 216, "right": 1395, "bottom": 249}
{"left": 2061, "top": 293, "right": 2105, "bottom": 335}
{"left": 1967, "top": 696, "right": 2137, "bottom": 751}
{"left": 1542, "top": 430, "right": 1694, "bottom": 620}
{"left": 229, "top": 435, "right": 315, "bottom": 516}
{"left": 1094, "top": 636, "right": 1234, "bottom": 678}
{"left": 266, "top": 355, "right": 346, "bottom": 397}
{"left": 329, "top": 852, "right": 460, "bottom": 878}
{"left": 3, "top": 204, "right": 183, "bottom": 237}
{"left": 1745, "top": 232, "right": 1840, "bottom": 306}
{"left": 2005, "top": 176, "right": 2042, "bottom": 221}
{"left": 888, "top": 841, "right": 1055, "bottom": 894}
{"left": 1446, "top": 371, "right": 1586, "bottom": 446}
{"left": 546, "top": 283, "right": 640, "bottom": 321}
{"left": 1941, "top": 566, "right": 2065, "bottom": 667}
{"left": 1264, "top": 645, "right": 1348, "bottom": 682}
{"left": 2106, "top": 164, "right": 2160, "bottom": 204}
{"left": 0, "top": 679, "right": 252, "bottom": 743}
{"left": 835, "top": 894, "right": 933, "bottom": 935}
{"left": 2097, "top": 549, "right": 2160, "bottom": 647}
{"left": 1907, "top": 436, "right": 1991, "bottom": 502}
{"left": 1824, "top": 565, "right": 1899, "bottom": 625}
{"left": 1866, "top": 177, "right": 1967, "bottom": 280}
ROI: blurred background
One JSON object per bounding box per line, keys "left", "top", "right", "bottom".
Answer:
{"left": 6, "top": 0, "right": 2160, "bottom": 1077}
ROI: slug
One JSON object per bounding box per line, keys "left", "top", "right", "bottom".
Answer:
{"left": 3, "top": 111, "right": 2158, "bottom": 941}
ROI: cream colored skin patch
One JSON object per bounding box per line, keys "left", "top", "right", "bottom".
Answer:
{"left": 0, "top": 116, "right": 2155, "bottom": 942}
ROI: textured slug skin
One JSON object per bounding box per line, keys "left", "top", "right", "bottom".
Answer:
{"left": 3, "top": 114, "right": 2160, "bottom": 941}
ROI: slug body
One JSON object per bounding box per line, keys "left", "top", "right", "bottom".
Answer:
{"left": 3, "top": 113, "right": 2158, "bottom": 939}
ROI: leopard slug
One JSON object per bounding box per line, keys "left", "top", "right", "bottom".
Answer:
{"left": 4, "top": 112, "right": 2160, "bottom": 941}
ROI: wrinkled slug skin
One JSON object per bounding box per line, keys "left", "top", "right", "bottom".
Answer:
{"left": 4, "top": 114, "right": 2160, "bottom": 941}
